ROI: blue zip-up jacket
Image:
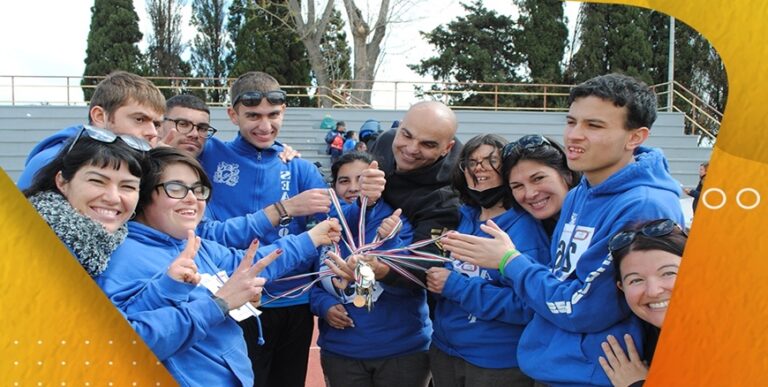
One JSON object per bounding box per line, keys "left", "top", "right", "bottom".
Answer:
{"left": 18, "top": 124, "right": 81, "bottom": 190}
{"left": 310, "top": 200, "right": 433, "bottom": 360}
{"left": 96, "top": 221, "right": 319, "bottom": 386}
{"left": 500, "top": 146, "right": 684, "bottom": 386}
{"left": 199, "top": 135, "right": 328, "bottom": 307}
{"left": 432, "top": 205, "right": 549, "bottom": 369}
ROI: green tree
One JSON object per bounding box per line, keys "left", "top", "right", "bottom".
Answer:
{"left": 144, "top": 0, "right": 192, "bottom": 98}
{"left": 228, "top": 0, "right": 311, "bottom": 106}
{"left": 409, "top": 0, "right": 522, "bottom": 107}
{"left": 566, "top": 3, "right": 654, "bottom": 85}
{"left": 81, "top": 0, "right": 144, "bottom": 101}
{"left": 515, "top": 0, "right": 567, "bottom": 84}
{"left": 190, "top": 0, "right": 230, "bottom": 104}
{"left": 320, "top": 8, "right": 352, "bottom": 86}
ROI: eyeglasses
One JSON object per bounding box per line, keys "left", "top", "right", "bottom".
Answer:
{"left": 232, "top": 90, "right": 287, "bottom": 107}
{"left": 164, "top": 118, "right": 217, "bottom": 138}
{"left": 608, "top": 219, "right": 686, "bottom": 255}
{"left": 67, "top": 125, "right": 151, "bottom": 155}
{"left": 502, "top": 135, "right": 552, "bottom": 159}
{"left": 155, "top": 181, "right": 211, "bottom": 201}
{"left": 459, "top": 154, "right": 501, "bottom": 172}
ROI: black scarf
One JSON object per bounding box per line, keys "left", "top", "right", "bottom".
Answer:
{"left": 27, "top": 191, "right": 128, "bottom": 277}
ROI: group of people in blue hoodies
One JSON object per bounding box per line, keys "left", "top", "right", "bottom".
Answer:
{"left": 19, "top": 69, "right": 687, "bottom": 387}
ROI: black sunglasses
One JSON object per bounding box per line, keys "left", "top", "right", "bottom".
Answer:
{"left": 502, "top": 135, "right": 552, "bottom": 159}
{"left": 232, "top": 90, "right": 287, "bottom": 107}
{"left": 67, "top": 125, "right": 152, "bottom": 154}
{"left": 164, "top": 118, "right": 218, "bottom": 138}
{"left": 608, "top": 219, "right": 687, "bottom": 255}
{"left": 155, "top": 181, "right": 211, "bottom": 201}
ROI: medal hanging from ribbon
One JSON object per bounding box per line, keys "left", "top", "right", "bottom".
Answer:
{"left": 263, "top": 189, "right": 453, "bottom": 310}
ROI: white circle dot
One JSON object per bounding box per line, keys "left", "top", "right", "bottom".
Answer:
{"left": 13, "top": 340, "right": 19, "bottom": 345}
{"left": 108, "top": 340, "right": 114, "bottom": 345}
{"left": 60, "top": 340, "right": 67, "bottom": 345}
{"left": 85, "top": 383, "right": 90, "bottom": 386}
{"left": 14, "top": 383, "right": 19, "bottom": 386}
{"left": 132, "top": 340, "right": 137, "bottom": 345}
{"left": 132, "top": 361, "right": 137, "bottom": 366}
{"left": 61, "top": 360, "right": 66, "bottom": 366}
{"left": 37, "top": 360, "right": 43, "bottom": 366}
{"left": 13, "top": 361, "right": 19, "bottom": 366}
{"left": 109, "top": 383, "right": 113, "bottom": 386}
{"left": 133, "top": 383, "right": 138, "bottom": 386}
{"left": 156, "top": 361, "right": 161, "bottom": 365}
{"left": 37, "top": 340, "right": 43, "bottom": 345}
{"left": 85, "top": 361, "right": 90, "bottom": 366}
{"left": 61, "top": 383, "right": 66, "bottom": 386}
{"left": 38, "top": 383, "right": 42, "bottom": 386}
{"left": 108, "top": 361, "right": 113, "bottom": 366}
{"left": 85, "top": 340, "right": 90, "bottom": 345}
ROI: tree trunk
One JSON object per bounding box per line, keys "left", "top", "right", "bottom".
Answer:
{"left": 342, "top": 0, "right": 389, "bottom": 107}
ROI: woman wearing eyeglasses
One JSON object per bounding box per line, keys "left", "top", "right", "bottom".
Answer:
{"left": 425, "top": 134, "right": 550, "bottom": 387}
{"left": 598, "top": 219, "right": 685, "bottom": 387}
{"left": 96, "top": 148, "right": 342, "bottom": 385}
{"left": 24, "top": 127, "right": 149, "bottom": 276}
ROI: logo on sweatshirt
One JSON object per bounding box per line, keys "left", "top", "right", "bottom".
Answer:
{"left": 213, "top": 161, "right": 240, "bottom": 187}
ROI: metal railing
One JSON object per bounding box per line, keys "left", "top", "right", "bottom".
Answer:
{"left": 0, "top": 75, "right": 721, "bottom": 142}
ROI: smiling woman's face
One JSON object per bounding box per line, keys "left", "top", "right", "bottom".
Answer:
{"left": 56, "top": 161, "right": 140, "bottom": 233}
{"left": 137, "top": 162, "right": 206, "bottom": 239}
{"left": 618, "top": 249, "right": 682, "bottom": 328}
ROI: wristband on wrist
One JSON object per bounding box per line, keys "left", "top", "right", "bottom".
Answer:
{"left": 211, "top": 295, "right": 230, "bottom": 314}
{"left": 274, "top": 201, "right": 288, "bottom": 217}
{"left": 499, "top": 249, "right": 519, "bottom": 272}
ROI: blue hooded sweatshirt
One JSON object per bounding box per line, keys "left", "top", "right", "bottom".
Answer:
{"left": 500, "top": 146, "right": 684, "bottom": 386}
{"left": 309, "top": 200, "right": 433, "bottom": 360}
{"left": 432, "top": 205, "right": 549, "bottom": 369}
{"left": 18, "top": 124, "right": 82, "bottom": 190}
{"left": 97, "top": 221, "right": 320, "bottom": 386}
{"left": 199, "top": 135, "right": 329, "bottom": 307}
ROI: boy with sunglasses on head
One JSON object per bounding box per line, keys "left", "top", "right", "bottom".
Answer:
{"left": 198, "top": 71, "right": 385, "bottom": 387}
{"left": 442, "top": 73, "right": 684, "bottom": 386}
{"left": 17, "top": 71, "right": 166, "bottom": 190}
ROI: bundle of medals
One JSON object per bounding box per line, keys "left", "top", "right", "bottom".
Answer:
{"left": 262, "top": 189, "right": 453, "bottom": 311}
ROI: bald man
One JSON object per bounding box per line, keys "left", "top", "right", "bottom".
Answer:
{"left": 369, "top": 101, "right": 463, "bottom": 287}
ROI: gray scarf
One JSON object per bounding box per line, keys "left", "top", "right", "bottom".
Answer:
{"left": 27, "top": 191, "right": 128, "bottom": 277}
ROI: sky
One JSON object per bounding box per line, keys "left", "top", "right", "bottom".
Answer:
{"left": 0, "top": 0, "right": 580, "bottom": 109}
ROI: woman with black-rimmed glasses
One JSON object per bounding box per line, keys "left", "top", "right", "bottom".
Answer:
{"left": 24, "top": 126, "right": 149, "bottom": 276}
{"left": 96, "top": 147, "right": 341, "bottom": 385}
{"left": 599, "top": 219, "right": 686, "bottom": 387}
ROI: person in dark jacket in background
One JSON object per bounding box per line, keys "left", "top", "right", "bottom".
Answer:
{"left": 684, "top": 161, "right": 708, "bottom": 212}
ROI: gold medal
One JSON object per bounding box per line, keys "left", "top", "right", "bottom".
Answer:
{"left": 353, "top": 294, "right": 367, "bottom": 308}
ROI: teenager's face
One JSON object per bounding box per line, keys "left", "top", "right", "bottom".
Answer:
{"left": 97, "top": 99, "right": 163, "bottom": 147}
{"left": 618, "top": 249, "right": 681, "bottom": 328}
{"left": 564, "top": 96, "right": 645, "bottom": 186}
{"left": 464, "top": 144, "right": 502, "bottom": 191}
{"left": 228, "top": 99, "right": 285, "bottom": 149}
{"left": 138, "top": 163, "right": 206, "bottom": 240}
{"left": 334, "top": 160, "right": 369, "bottom": 204}
{"left": 508, "top": 159, "right": 570, "bottom": 221}
{"left": 162, "top": 106, "right": 211, "bottom": 157}
{"left": 56, "top": 162, "right": 140, "bottom": 233}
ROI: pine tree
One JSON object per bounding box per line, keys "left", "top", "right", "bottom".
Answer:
{"left": 81, "top": 0, "right": 144, "bottom": 101}
{"left": 190, "top": 0, "right": 230, "bottom": 104}
{"left": 515, "top": 0, "right": 567, "bottom": 84}
{"left": 320, "top": 8, "right": 352, "bottom": 85}
{"left": 409, "top": 0, "right": 522, "bottom": 107}
{"left": 566, "top": 3, "right": 654, "bottom": 85}
{"left": 227, "top": 0, "right": 311, "bottom": 106}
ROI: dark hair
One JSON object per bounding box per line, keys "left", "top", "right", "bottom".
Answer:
{"left": 136, "top": 147, "right": 213, "bottom": 216}
{"left": 568, "top": 73, "right": 657, "bottom": 130}
{"left": 336, "top": 121, "right": 346, "bottom": 129}
{"left": 611, "top": 220, "right": 687, "bottom": 283}
{"left": 229, "top": 71, "right": 280, "bottom": 107}
{"left": 344, "top": 130, "right": 356, "bottom": 140}
{"left": 24, "top": 136, "right": 145, "bottom": 197}
{"left": 166, "top": 94, "right": 210, "bottom": 115}
{"left": 331, "top": 151, "right": 374, "bottom": 186}
{"left": 451, "top": 134, "right": 514, "bottom": 209}
{"left": 501, "top": 135, "right": 581, "bottom": 200}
